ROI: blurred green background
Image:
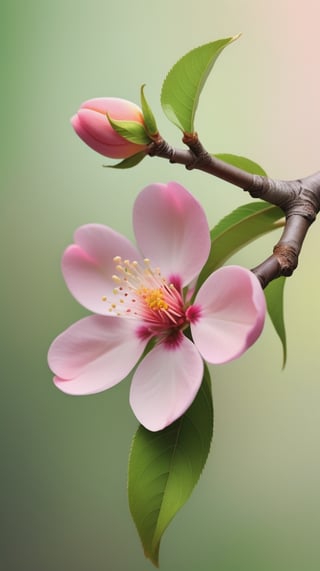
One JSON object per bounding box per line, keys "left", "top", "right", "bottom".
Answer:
{"left": 2, "top": 1, "right": 320, "bottom": 569}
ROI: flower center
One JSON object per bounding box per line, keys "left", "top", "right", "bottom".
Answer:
{"left": 137, "top": 287, "right": 169, "bottom": 311}
{"left": 101, "top": 257, "right": 187, "bottom": 331}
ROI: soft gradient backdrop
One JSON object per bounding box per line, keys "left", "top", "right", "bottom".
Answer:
{"left": 2, "top": 1, "right": 320, "bottom": 570}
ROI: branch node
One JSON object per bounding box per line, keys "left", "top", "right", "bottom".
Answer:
{"left": 286, "top": 192, "right": 318, "bottom": 222}
{"left": 147, "top": 138, "right": 175, "bottom": 162}
{"left": 182, "top": 132, "right": 199, "bottom": 146}
{"left": 183, "top": 134, "right": 214, "bottom": 171}
{"left": 273, "top": 243, "right": 298, "bottom": 276}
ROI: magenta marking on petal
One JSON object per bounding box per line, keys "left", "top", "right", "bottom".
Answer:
{"left": 135, "top": 325, "right": 153, "bottom": 341}
{"left": 163, "top": 330, "right": 184, "bottom": 350}
{"left": 186, "top": 304, "right": 202, "bottom": 324}
{"left": 168, "top": 274, "right": 182, "bottom": 292}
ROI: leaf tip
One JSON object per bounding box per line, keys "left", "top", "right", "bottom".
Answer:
{"left": 102, "top": 150, "right": 146, "bottom": 169}
{"left": 144, "top": 543, "right": 160, "bottom": 567}
{"left": 281, "top": 347, "right": 287, "bottom": 370}
{"left": 231, "top": 32, "right": 242, "bottom": 42}
{"left": 147, "top": 554, "right": 160, "bottom": 568}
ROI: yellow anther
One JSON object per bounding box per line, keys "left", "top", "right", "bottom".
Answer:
{"left": 137, "top": 287, "right": 168, "bottom": 311}
{"left": 101, "top": 296, "right": 107, "bottom": 302}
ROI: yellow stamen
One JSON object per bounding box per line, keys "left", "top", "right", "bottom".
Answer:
{"left": 137, "top": 287, "right": 169, "bottom": 311}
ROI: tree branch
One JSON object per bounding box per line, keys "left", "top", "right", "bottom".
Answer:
{"left": 148, "top": 135, "right": 320, "bottom": 288}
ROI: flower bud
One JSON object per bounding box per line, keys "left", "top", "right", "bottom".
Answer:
{"left": 71, "top": 97, "right": 148, "bottom": 159}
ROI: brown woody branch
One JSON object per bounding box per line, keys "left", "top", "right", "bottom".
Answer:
{"left": 148, "top": 135, "right": 320, "bottom": 289}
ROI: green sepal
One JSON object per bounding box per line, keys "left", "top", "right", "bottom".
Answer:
{"left": 214, "top": 153, "right": 267, "bottom": 177}
{"left": 140, "top": 85, "right": 159, "bottom": 137}
{"left": 104, "top": 151, "right": 147, "bottom": 169}
{"left": 128, "top": 364, "right": 213, "bottom": 567}
{"left": 106, "top": 114, "right": 151, "bottom": 145}
{"left": 160, "top": 35, "right": 240, "bottom": 133}
{"left": 196, "top": 201, "right": 285, "bottom": 292}
{"left": 265, "top": 277, "right": 287, "bottom": 367}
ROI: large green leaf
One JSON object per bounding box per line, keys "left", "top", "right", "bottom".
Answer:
{"left": 196, "top": 201, "right": 285, "bottom": 291}
{"left": 265, "top": 277, "right": 287, "bottom": 367}
{"left": 214, "top": 153, "right": 267, "bottom": 177}
{"left": 128, "top": 364, "right": 213, "bottom": 567}
{"left": 161, "top": 36, "right": 240, "bottom": 133}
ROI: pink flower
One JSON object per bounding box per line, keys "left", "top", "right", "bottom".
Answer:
{"left": 48, "top": 182, "right": 266, "bottom": 431}
{"left": 71, "top": 97, "right": 148, "bottom": 159}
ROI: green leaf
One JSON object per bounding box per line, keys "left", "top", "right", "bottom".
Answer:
{"left": 140, "top": 85, "right": 159, "bottom": 136}
{"left": 106, "top": 115, "right": 151, "bottom": 145}
{"left": 128, "top": 364, "right": 213, "bottom": 567}
{"left": 265, "top": 277, "right": 287, "bottom": 367}
{"left": 160, "top": 35, "right": 240, "bottom": 133}
{"left": 214, "top": 153, "right": 267, "bottom": 177}
{"left": 104, "top": 151, "right": 147, "bottom": 169}
{"left": 196, "top": 201, "right": 285, "bottom": 291}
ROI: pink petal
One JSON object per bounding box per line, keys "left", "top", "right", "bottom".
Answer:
{"left": 133, "top": 182, "right": 211, "bottom": 286}
{"left": 191, "top": 266, "right": 266, "bottom": 364}
{"left": 62, "top": 224, "right": 140, "bottom": 314}
{"left": 71, "top": 98, "right": 146, "bottom": 159}
{"left": 80, "top": 97, "right": 144, "bottom": 122}
{"left": 71, "top": 113, "right": 125, "bottom": 158}
{"left": 72, "top": 109, "right": 144, "bottom": 159}
{"left": 48, "top": 315, "right": 147, "bottom": 395}
{"left": 129, "top": 336, "right": 204, "bottom": 431}
{"left": 76, "top": 108, "right": 125, "bottom": 146}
